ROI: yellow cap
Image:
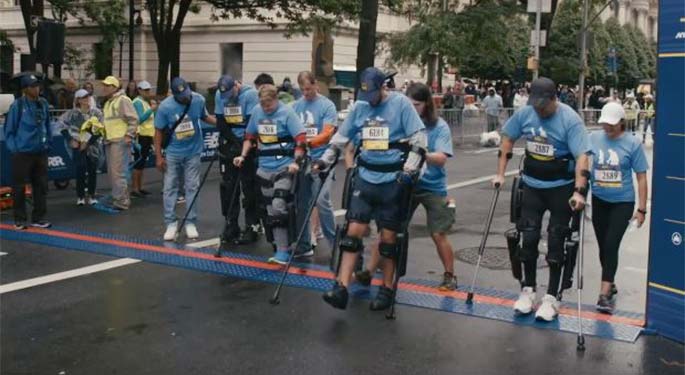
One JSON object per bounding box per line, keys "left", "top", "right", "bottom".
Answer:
{"left": 102, "top": 76, "right": 120, "bottom": 87}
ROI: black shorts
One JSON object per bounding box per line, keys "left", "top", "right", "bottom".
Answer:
{"left": 133, "top": 136, "right": 153, "bottom": 170}
{"left": 346, "top": 177, "right": 407, "bottom": 232}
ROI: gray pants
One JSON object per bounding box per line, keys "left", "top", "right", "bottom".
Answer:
{"left": 105, "top": 141, "right": 131, "bottom": 209}
{"left": 486, "top": 114, "right": 499, "bottom": 132}
{"left": 258, "top": 168, "right": 294, "bottom": 251}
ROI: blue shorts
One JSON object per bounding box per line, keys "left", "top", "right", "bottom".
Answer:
{"left": 346, "top": 177, "right": 407, "bottom": 232}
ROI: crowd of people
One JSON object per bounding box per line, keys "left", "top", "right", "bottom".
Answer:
{"left": 3, "top": 69, "right": 649, "bottom": 317}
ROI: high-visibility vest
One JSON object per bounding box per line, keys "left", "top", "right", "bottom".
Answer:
{"left": 133, "top": 97, "right": 155, "bottom": 137}
{"left": 103, "top": 94, "right": 132, "bottom": 140}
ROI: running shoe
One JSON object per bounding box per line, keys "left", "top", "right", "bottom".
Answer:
{"left": 513, "top": 286, "right": 536, "bottom": 315}
{"left": 535, "top": 294, "right": 560, "bottom": 322}
{"left": 370, "top": 286, "right": 395, "bottom": 311}
{"left": 438, "top": 272, "right": 458, "bottom": 291}
{"left": 30, "top": 220, "right": 52, "bottom": 229}
{"left": 268, "top": 250, "right": 291, "bottom": 265}
{"left": 596, "top": 294, "right": 615, "bottom": 314}
{"left": 323, "top": 282, "right": 349, "bottom": 310}
{"left": 77, "top": 198, "right": 86, "bottom": 206}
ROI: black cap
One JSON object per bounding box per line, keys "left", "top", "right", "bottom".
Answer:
{"left": 527, "top": 77, "right": 556, "bottom": 109}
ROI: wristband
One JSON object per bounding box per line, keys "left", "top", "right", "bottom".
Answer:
{"left": 637, "top": 208, "right": 647, "bottom": 215}
{"left": 574, "top": 186, "right": 587, "bottom": 196}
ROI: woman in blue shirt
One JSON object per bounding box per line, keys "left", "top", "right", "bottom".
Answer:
{"left": 590, "top": 102, "right": 649, "bottom": 314}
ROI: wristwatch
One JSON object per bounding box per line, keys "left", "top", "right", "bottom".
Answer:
{"left": 637, "top": 208, "right": 647, "bottom": 215}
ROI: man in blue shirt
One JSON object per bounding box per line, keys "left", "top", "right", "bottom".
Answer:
{"left": 214, "top": 75, "right": 260, "bottom": 244}
{"left": 233, "top": 84, "right": 306, "bottom": 265}
{"left": 4, "top": 73, "right": 52, "bottom": 229}
{"left": 154, "top": 77, "right": 216, "bottom": 241}
{"left": 312, "top": 67, "right": 427, "bottom": 311}
{"left": 292, "top": 71, "right": 339, "bottom": 256}
{"left": 493, "top": 77, "right": 590, "bottom": 322}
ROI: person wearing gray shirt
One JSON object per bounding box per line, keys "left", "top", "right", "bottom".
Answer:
{"left": 481, "top": 87, "right": 503, "bottom": 132}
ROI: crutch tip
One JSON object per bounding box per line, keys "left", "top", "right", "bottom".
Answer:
{"left": 576, "top": 336, "right": 586, "bottom": 351}
{"left": 465, "top": 293, "right": 474, "bottom": 305}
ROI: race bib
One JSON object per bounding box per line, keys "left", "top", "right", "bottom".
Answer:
{"left": 595, "top": 169, "right": 622, "bottom": 188}
{"left": 224, "top": 106, "right": 243, "bottom": 124}
{"left": 362, "top": 124, "right": 389, "bottom": 151}
{"left": 175, "top": 119, "right": 195, "bottom": 140}
{"left": 258, "top": 124, "right": 278, "bottom": 143}
{"left": 305, "top": 126, "right": 319, "bottom": 140}
{"left": 526, "top": 139, "right": 554, "bottom": 160}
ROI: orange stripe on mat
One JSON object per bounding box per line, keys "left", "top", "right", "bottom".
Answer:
{"left": 1, "top": 224, "right": 645, "bottom": 327}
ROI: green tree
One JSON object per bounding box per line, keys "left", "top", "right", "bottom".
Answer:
{"left": 625, "top": 24, "right": 655, "bottom": 79}
{"left": 604, "top": 17, "right": 639, "bottom": 89}
{"left": 586, "top": 18, "right": 611, "bottom": 87}
{"left": 539, "top": 0, "right": 581, "bottom": 84}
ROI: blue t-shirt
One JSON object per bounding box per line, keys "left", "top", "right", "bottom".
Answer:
{"left": 590, "top": 131, "right": 648, "bottom": 203}
{"left": 418, "top": 118, "right": 453, "bottom": 196}
{"left": 214, "top": 85, "right": 259, "bottom": 139}
{"left": 292, "top": 94, "right": 338, "bottom": 159}
{"left": 502, "top": 103, "right": 589, "bottom": 189}
{"left": 246, "top": 102, "right": 305, "bottom": 172}
{"left": 339, "top": 92, "right": 425, "bottom": 184}
{"left": 155, "top": 92, "right": 208, "bottom": 157}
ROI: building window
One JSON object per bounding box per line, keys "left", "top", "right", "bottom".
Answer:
{"left": 93, "top": 43, "right": 112, "bottom": 79}
{"left": 220, "top": 43, "right": 243, "bottom": 81}
{"left": 0, "top": 44, "right": 13, "bottom": 91}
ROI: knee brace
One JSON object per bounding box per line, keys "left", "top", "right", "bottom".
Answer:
{"left": 379, "top": 241, "right": 399, "bottom": 260}
{"left": 505, "top": 228, "right": 523, "bottom": 282}
{"left": 340, "top": 236, "right": 364, "bottom": 253}
{"left": 546, "top": 224, "right": 569, "bottom": 266}
{"left": 517, "top": 218, "right": 541, "bottom": 262}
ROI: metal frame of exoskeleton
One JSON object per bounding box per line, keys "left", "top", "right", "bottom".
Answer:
{"left": 257, "top": 166, "right": 302, "bottom": 251}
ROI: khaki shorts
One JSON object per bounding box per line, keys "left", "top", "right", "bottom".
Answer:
{"left": 411, "top": 190, "right": 455, "bottom": 234}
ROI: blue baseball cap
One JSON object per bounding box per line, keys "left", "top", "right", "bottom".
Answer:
{"left": 170, "top": 77, "right": 191, "bottom": 101}
{"left": 217, "top": 75, "right": 236, "bottom": 100}
{"left": 358, "top": 67, "right": 386, "bottom": 104}
{"left": 20, "top": 74, "right": 40, "bottom": 89}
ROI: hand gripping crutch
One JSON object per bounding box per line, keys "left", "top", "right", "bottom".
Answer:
{"left": 269, "top": 155, "right": 339, "bottom": 305}
{"left": 175, "top": 156, "right": 217, "bottom": 242}
{"left": 465, "top": 182, "right": 501, "bottom": 304}
{"left": 215, "top": 175, "right": 242, "bottom": 257}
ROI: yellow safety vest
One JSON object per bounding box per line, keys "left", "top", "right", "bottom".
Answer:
{"left": 103, "top": 94, "right": 133, "bottom": 140}
{"left": 133, "top": 97, "right": 155, "bottom": 137}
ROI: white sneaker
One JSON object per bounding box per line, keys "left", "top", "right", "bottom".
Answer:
{"left": 77, "top": 198, "right": 86, "bottom": 206}
{"left": 163, "top": 222, "right": 178, "bottom": 241}
{"left": 535, "top": 294, "right": 560, "bottom": 322}
{"left": 513, "top": 287, "right": 536, "bottom": 315}
{"left": 185, "top": 223, "right": 199, "bottom": 239}
{"left": 87, "top": 197, "right": 99, "bottom": 205}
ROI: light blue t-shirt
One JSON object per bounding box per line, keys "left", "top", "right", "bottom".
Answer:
{"left": 154, "top": 92, "right": 208, "bottom": 157}
{"left": 292, "top": 94, "right": 338, "bottom": 160}
{"left": 214, "top": 85, "right": 259, "bottom": 139}
{"left": 481, "top": 94, "right": 503, "bottom": 116}
{"left": 246, "top": 102, "right": 305, "bottom": 172}
{"left": 418, "top": 118, "right": 453, "bottom": 196}
{"left": 339, "top": 92, "right": 425, "bottom": 184}
{"left": 590, "top": 131, "right": 648, "bottom": 203}
{"left": 502, "top": 103, "right": 590, "bottom": 189}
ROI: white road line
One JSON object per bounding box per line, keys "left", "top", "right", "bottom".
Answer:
{"left": 0, "top": 258, "right": 141, "bottom": 294}
{"left": 188, "top": 170, "right": 521, "bottom": 248}
{"left": 624, "top": 266, "right": 647, "bottom": 274}
{"left": 0, "top": 252, "right": 8, "bottom": 256}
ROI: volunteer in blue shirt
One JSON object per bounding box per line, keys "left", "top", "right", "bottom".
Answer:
{"left": 154, "top": 77, "right": 216, "bottom": 241}
{"left": 589, "top": 102, "right": 648, "bottom": 314}
{"left": 4, "top": 73, "right": 52, "bottom": 229}
{"left": 292, "top": 71, "right": 339, "bottom": 256}
{"left": 354, "top": 83, "right": 457, "bottom": 291}
{"left": 312, "top": 67, "right": 427, "bottom": 311}
{"left": 492, "top": 77, "right": 590, "bottom": 322}
{"left": 233, "top": 84, "right": 306, "bottom": 265}
{"left": 214, "top": 75, "right": 261, "bottom": 244}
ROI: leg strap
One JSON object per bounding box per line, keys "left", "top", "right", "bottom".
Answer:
{"left": 340, "top": 236, "right": 364, "bottom": 253}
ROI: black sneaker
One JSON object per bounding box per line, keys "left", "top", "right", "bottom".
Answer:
{"left": 236, "top": 227, "right": 259, "bottom": 244}
{"left": 294, "top": 245, "right": 315, "bottom": 258}
{"left": 596, "top": 294, "right": 614, "bottom": 314}
{"left": 220, "top": 224, "right": 241, "bottom": 243}
{"left": 30, "top": 220, "right": 52, "bottom": 229}
{"left": 131, "top": 191, "right": 145, "bottom": 198}
{"left": 370, "top": 286, "right": 395, "bottom": 311}
{"left": 354, "top": 269, "right": 372, "bottom": 287}
{"left": 14, "top": 222, "right": 27, "bottom": 230}
{"left": 438, "top": 272, "right": 458, "bottom": 291}
{"left": 323, "top": 282, "right": 349, "bottom": 310}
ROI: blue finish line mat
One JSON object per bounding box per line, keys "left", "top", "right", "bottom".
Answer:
{"left": 0, "top": 224, "right": 644, "bottom": 342}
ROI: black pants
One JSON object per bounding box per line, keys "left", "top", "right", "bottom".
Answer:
{"left": 11, "top": 152, "right": 48, "bottom": 223}
{"left": 592, "top": 196, "right": 633, "bottom": 283}
{"left": 219, "top": 143, "right": 258, "bottom": 228}
{"left": 73, "top": 149, "right": 98, "bottom": 198}
{"left": 517, "top": 183, "right": 574, "bottom": 295}
{"left": 133, "top": 136, "right": 153, "bottom": 170}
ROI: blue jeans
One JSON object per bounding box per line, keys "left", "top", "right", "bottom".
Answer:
{"left": 298, "top": 169, "right": 336, "bottom": 249}
{"left": 163, "top": 153, "right": 201, "bottom": 225}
